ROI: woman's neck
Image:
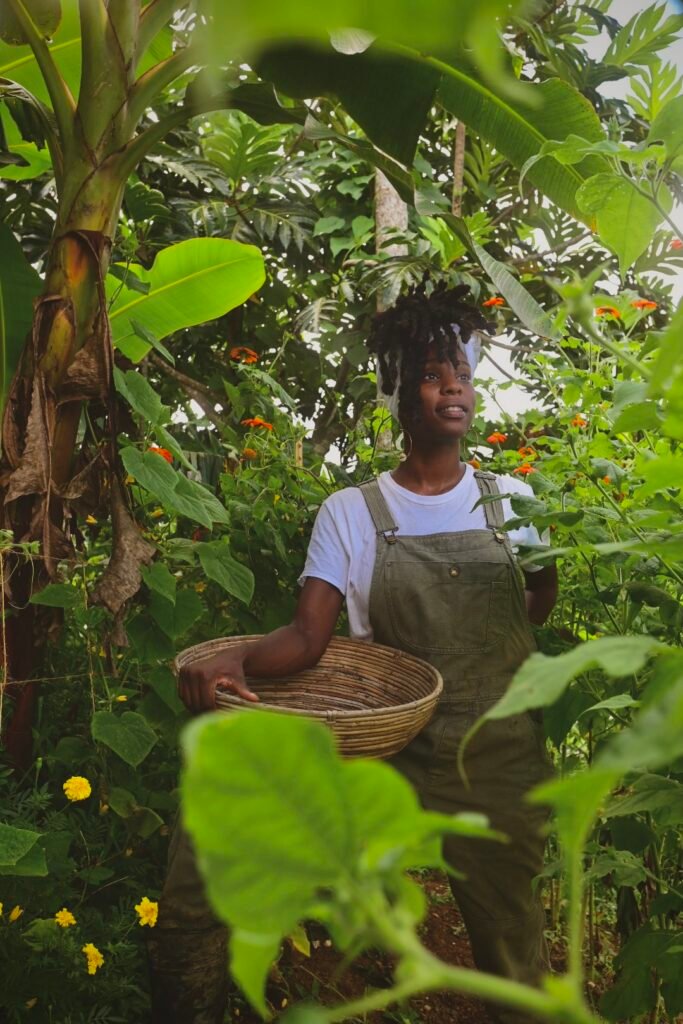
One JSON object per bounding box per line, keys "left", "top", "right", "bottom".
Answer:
{"left": 391, "top": 441, "right": 465, "bottom": 495}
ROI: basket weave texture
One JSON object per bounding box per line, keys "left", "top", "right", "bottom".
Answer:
{"left": 174, "top": 635, "right": 443, "bottom": 759}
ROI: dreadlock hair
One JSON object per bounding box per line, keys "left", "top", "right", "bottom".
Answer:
{"left": 367, "top": 279, "right": 492, "bottom": 423}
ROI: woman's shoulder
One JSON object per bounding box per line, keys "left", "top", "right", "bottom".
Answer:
{"left": 319, "top": 483, "right": 374, "bottom": 521}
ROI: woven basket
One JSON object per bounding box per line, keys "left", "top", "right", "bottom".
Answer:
{"left": 173, "top": 635, "right": 443, "bottom": 759}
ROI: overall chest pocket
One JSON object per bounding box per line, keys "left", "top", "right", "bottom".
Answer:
{"left": 385, "top": 557, "right": 511, "bottom": 655}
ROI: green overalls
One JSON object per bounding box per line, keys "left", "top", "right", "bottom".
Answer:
{"left": 360, "top": 471, "right": 552, "bottom": 1023}
{"left": 150, "top": 472, "right": 552, "bottom": 1024}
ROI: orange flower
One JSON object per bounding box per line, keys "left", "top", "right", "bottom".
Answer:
{"left": 148, "top": 446, "right": 173, "bottom": 463}
{"left": 514, "top": 464, "right": 535, "bottom": 475}
{"left": 630, "top": 299, "right": 657, "bottom": 311}
{"left": 482, "top": 297, "right": 505, "bottom": 307}
{"left": 601, "top": 475, "right": 611, "bottom": 485}
{"left": 242, "top": 448, "right": 258, "bottom": 460}
{"left": 241, "top": 417, "right": 273, "bottom": 431}
{"left": 595, "top": 305, "right": 621, "bottom": 318}
{"left": 468, "top": 458, "right": 481, "bottom": 469}
{"left": 230, "top": 346, "right": 259, "bottom": 364}
{"left": 517, "top": 446, "right": 536, "bottom": 459}
{"left": 486, "top": 431, "right": 508, "bottom": 444}
{"left": 670, "top": 239, "right": 683, "bottom": 250}
{"left": 570, "top": 414, "right": 587, "bottom": 428}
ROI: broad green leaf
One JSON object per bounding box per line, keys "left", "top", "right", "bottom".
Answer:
{"left": 0, "top": 822, "right": 40, "bottom": 866}
{"left": 576, "top": 173, "right": 668, "bottom": 273}
{"left": 0, "top": 0, "right": 61, "bottom": 47}
{"left": 437, "top": 72, "right": 605, "bottom": 221}
{"left": 29, "top": 582, "right": 80, "bottom": 608}
{"left": 586, "top": 849, "right": 648, "bottom": 888}
{"left": 484, "top": 636, "right": 664, "bottom": 721}
{"left": 149, "top": 588, "right": 204, "bottom": 640}
{"left": 147, "top": 665, "right": 186, "bottom": 715}
{"left": 230, "top": 929, "right": 282, "bottom": 1017}
{"left": 205, "top": 0, "right": 531, "bottom": 84}
{"left": 108, "top": 787, "right": 137, "bottom": 818}
{"left": 0, "top": 106, "right": 51, "bottom": 179}
{"left": 604, "top": 774, "right": 683, "bottom": 819}
{"left": 423, "top": 212, "right": 559, "bottom": 338}
{"left": 182, "top": 711, "right": 354, "bottom": 935}
{"left": 530, "top": 768, "right": 618, "bottom": 867}
{"left": 114, "top": 367, "right": 166, "bottom": 426}
{"left": 313, "top": 216, "right": 345, "bottom": 236}
{"left": 240, "top": 365, "right": 297, "bottom": 411}
{"left": 0, "top": 223, "right": 41, "bottom": 414}
{"left": 648, "top": 94, "right": 683, "bottom": 160}
{"left": 141, "top": 561, "right": 177, "bottom": 606}
{"left": 597, "top": 676, "right": 683, "bottom": 774}
{"left": 604, "top": 4, "right": 683, "bottom": 70}
{"left": 578, "top": 694, "right": 640, "bottom": 718}
{"left": 108, "top": 238, "right": 265, "bottom": 359}
{"left": 174, "top": 475, "right": 230, "bottom": 527}
{"left": 258, "top": 43, "right": 439, "bottom": 168}
{"left": 0, "top": 4, "right": 81, "bottom": 104}
{"left": 122, "top": 447, "right": 229, "bottom": 528}
{"left": 91, "top": 710, "right": 157, "bottom": 767}
{"left": 197, "top": 541, "right": 255, "bottom": 605}
{"left": 0, "top": 841, "right": 47, "bottom": 876}
{"left": 303, "top": 115, "right": 414, "bottom": 203}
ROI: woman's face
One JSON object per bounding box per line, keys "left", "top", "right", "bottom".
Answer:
{"left": 409, "top": 345, "right": 476, "bottom": 441}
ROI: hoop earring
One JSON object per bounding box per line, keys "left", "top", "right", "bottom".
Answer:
{"left": 398, "top": 431, "right": 413, "bottom": 462}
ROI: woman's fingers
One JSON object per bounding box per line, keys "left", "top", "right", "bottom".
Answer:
{"left": 215, "top": 675, "right": 260, "bottom": 703}
{"left": 178, "top": 666, "right": 258, "bottom": 712}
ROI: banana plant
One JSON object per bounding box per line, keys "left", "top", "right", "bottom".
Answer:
{"left": 0, "top": 0, "right": 630, "bottom": 767}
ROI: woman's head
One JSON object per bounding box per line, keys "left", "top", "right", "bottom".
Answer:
{"left": 367, "top": 280, "right": 490, "bottom": 437}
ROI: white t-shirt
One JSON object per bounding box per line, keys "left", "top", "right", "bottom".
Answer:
{"left": 300, "top": 466, "right": 546, "bottom": 641}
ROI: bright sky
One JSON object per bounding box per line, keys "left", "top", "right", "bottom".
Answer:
{"left": 481, "top": 0, "right": 683, "bottom": 420}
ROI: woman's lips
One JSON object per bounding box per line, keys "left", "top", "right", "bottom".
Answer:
{"left": 436, "top": 405, "right": 467, "bottom": 419}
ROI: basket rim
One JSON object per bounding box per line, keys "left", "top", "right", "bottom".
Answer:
{"left": 174, "top": 634, "right": 443, "bottom": 719}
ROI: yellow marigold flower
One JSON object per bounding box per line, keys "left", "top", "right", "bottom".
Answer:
{"left": 0, "top": 902, "right": 3, "bottom": 917}
{"left": 125, "top": 474, "right": 136, "bottom": 485}
{"left": 115, "top": 695, "right": 128, "bottom": 702}
{"left": 134, "top": 896, "right": 159, "bottom": 928}
{"left": 63, "top": 776, "right": 92, "bottom": 802}
{"left": 9, "top": 905, "right": 24, "bottom": 923}
{"left": 194, "top": 582, "right": 207, "bottom": 593}
{"left": 55, "top": 908, "right": 76, "bottom": 928}
{"left": 82, "top": 942, "right": 104, "bottom": 975}
{"left": 85, "top": 515, "right": 97, "bottom": 525}
{"left": 150, "top": 507, "right": 165, "bottom": 518}
{"left": 25, "top": 998, "right": 38, "bottom": 1009}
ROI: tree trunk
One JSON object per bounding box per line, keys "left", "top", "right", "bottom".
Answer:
{"left": 374, "top": 170, "right": 408, "bottom": 449}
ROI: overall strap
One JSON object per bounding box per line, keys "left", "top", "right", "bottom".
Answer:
{"left": 358, "top": 478, "right": 399, "bottom": 545}
{"left": 473, "top": 470, "right": 506, "bottom": 531}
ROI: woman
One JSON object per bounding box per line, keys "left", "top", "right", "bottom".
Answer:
{"left": 150, "top": 282, "right": 558, "bottom": 1024}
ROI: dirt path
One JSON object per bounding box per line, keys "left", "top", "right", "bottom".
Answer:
{"left": 231, "top": 871, "right": 550, "bottom": 1023}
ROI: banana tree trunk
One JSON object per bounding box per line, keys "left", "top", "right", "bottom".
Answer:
{"left": 1, "top": 164, "right": 125, "bottom": 766}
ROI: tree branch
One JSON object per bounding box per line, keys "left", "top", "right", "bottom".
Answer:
{"left": 5, "top": 0, "right": 76, "bottom": 148}
{"left": 451, "top": 120, "right": 466, "bottom": 216}
{"left": 126, "top": 45, "right": 202, "bottom": 131}
{"left": 148, "top": 353, "right": 226, "bottom": 432}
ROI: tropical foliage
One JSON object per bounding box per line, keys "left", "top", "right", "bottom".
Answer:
{"left": 1, "top": 0, "right": 683, "bottom": 1021}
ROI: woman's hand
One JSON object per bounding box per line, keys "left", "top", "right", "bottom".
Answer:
{"left": 178, "top": 649, "right": 259, "bottom": 714}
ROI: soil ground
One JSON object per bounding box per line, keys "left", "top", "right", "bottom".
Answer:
{"left": 229, "top": 871, "right": 569, "bottom": 1024}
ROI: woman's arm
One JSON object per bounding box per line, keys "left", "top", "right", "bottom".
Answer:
{"left": 523, "top": 564, "right": 558, "bottom": 626}
{"left": 178, "top": 577, "right": 344, "bottom": 713}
